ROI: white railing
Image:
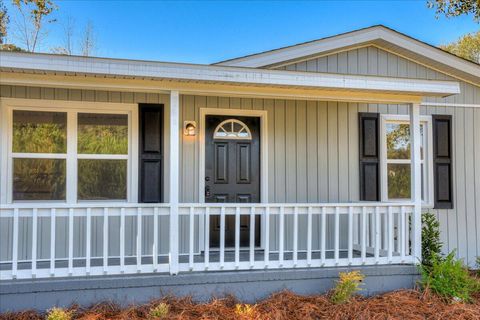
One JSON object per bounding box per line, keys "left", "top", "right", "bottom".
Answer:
{"left": 0, "top": 203, "right": 415, "bottom": 280}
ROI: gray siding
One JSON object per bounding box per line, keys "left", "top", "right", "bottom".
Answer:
{"left": 2, "top": 42, "right": 480, "bottom": 268}
{"left": 277, "top": 46, "right": 480, "bottom": 265}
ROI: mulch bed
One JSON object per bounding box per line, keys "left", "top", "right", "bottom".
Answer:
{"left": 1, "top": 289, "right": 480, "bottom": 320}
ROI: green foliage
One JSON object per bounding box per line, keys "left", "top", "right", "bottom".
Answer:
{"left": 441, "top": 31, "right": 480, "bottom": 64}
{"left": 0, "top": 0, "right": 8, "bottom": 43}
{"left": 78, "top": 125, "right": 128, "bottom": 154}
{"left": 235, "top": 304, "right": 256, "bottom": 318}
{"left": 13, "top": 123, "right": 67, "bottom": 153}
{"left": 428, "top": 0, "right": 480, "bottom": 21}
{"left": 149, "top": 303, "right": 169, "bottom": 319}
{"left": 422, "top": 212, "right": 443, "bottom": 268}
{"left": 46, "top": 307, "right": 71, "bottom": 320}
{"left": 331, "top": 270, "right": 365, "bottom": 304}
{"left": 420, "top": 251, "right": 479, "bottom": 303}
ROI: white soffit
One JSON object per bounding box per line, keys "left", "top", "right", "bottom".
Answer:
{"left": 0, "top": 51, "right": 459, "bottom": 97}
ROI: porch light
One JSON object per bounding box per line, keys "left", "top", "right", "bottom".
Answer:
{"left": 184, "top": 121, "right": 196, "bottom": 136}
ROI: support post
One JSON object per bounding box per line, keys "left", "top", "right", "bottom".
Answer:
{"left": 410, "top": 103, "right": 422, "bottom": 263}
{"left": 169, "top": 91, "right": 180, "bottom": 275}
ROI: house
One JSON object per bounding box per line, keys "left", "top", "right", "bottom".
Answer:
{"left": 0, "top": 25, "right": 479, "bottom": 311}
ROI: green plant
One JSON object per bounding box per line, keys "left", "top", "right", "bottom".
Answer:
{"left": 46, "top": 307, "right": 72, "bottom": 320}
{"left": 420, "top": 251, "right": 479, "bottom": 303}
{"left": 330, "top": 270, "right": 365, "bottom": 304}
{"left": 149, "top": 302, "right": 169, "bottom": 319}
{"left": 422, "top": 212, "right": 443, "bottom": 268}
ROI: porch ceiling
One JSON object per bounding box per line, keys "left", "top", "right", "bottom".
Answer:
{"left": 0, "top": 51, "right": 460, "bottom": 104}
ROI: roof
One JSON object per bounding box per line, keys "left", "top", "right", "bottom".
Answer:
{"left": 0, "top": 50, "right": 460, "bottom": 100}
{"left": 214, "top": 25, "right": 480, "bottom": 85}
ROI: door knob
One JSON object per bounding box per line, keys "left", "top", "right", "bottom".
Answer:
{"left": 205, "top": 176, "right": 210, "bottom": 181}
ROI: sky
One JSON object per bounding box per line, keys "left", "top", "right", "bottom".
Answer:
{"left": 4, "top": 0, "right": 480, "bottom": 64}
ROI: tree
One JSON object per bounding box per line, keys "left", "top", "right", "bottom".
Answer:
{"left": 428, "top": 0, "right": 480, "bottom": 21}
{"left": 80, "top": 20, "right": 96, "bottom": 56}
{"left": 50, "top": 15, "right": 74, "bottom": 55}
{"left": 0, "top": 0, "right": 8, "bottom": 44}
{"left": 11, "top": 0, "right": 57, "bottom": 52}
{"left": 441, "top": 31, "right": 480, "bottom": 63}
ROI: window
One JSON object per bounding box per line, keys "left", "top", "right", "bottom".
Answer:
{"left": 7, "top": 105, "right": 134, "bottom": 203}
{"left": 213, "top": 119, "right": 252, "bottom": 140}
{"left": 12, "top": 111, "right": 67, "bottom": 200}
{"left": 381, "top": 115, "right": 433, "bottom": 206}
{"left": 77, "top": 113, "right": 128, "bottom": 200}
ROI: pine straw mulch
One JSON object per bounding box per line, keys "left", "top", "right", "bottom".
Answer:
{"left": 1, "top": 289, "right": 480, "bottom": 320}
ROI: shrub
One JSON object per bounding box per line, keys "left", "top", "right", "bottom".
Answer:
{"left": 46, "top": 307, "right": 72, "bottom": 320}
{"left": 235, "top": 304, "right": 256, "bottom": 318}
{"left": 420, "top": 251, "right": 479, "bottom": 303}
{"left": 422, "top": 212, "right": 443, "bottom": 268}
{"left": 149, "top": 302, "right": 169, "bottom": 319}
{"left": 330, "top": 270, "right": 365, "bottom": 304}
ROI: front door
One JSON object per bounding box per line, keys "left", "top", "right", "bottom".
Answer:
{"left": 205, "top": 115, "right": 261, "bottom": 248}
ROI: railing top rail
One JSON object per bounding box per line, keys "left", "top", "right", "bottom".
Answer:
{"left": 0, "top": 202, "right": 415, "bottom": 210}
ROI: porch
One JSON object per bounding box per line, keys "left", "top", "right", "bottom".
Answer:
{"left": 0, "top": 52, "right": 461, "bottom": 282}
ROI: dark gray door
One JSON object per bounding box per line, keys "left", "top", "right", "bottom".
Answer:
{"left": 205, "top": 115, "right": 261, "bottom": 247}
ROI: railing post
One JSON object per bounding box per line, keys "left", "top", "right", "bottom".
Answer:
{"left": 410, "top": 103, "right": 422, "bottom": 264}
{"left": 169, "top": 91, "right": 180, "bottom": 275}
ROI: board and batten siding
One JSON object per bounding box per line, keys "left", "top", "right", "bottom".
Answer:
{"left": 276, "top": 45, "right": 480, "bottom": 266}
{"left": 1, "top": 73, "right": 480, "bottom": 265}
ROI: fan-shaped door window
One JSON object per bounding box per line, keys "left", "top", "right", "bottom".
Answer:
{"left": 213, "top": 119, "right": 252, "bottom": 140}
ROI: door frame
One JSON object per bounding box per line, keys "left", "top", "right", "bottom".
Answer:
{"left": 199, "top": 108, "right": 268, "bottom": 204}
{"left": 199, "top": 108, "right": 268, "bottom": 251}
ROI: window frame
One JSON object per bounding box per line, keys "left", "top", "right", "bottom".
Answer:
{"left": 1, "top": 99, "right": 138, "bottom": 204}
{"left": 380, "top": 114, "right": 434, "bottom": 207}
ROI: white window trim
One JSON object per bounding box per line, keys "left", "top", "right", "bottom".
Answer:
{"left": 0, "top": 98, "right": 138, "bottom": 205}
{"left": 380, "top": 114, "right": 434, "bottom": 208}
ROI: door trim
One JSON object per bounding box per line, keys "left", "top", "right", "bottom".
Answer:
{"left": 199, "top": 108, "right": 268, "bottom": 204}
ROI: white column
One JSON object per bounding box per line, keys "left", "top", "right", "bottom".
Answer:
{"left": 169, "top": 91, "right": 180, "bottom": 275}
{"left": 410, "top": 103, "right": 422, "bottom": 263}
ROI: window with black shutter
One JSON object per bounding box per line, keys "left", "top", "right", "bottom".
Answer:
{"left": 359, "top": 113, "right": 380, "bottom": 201}
{"left": 432, "top": 115, "right": 453, "bottom": 209}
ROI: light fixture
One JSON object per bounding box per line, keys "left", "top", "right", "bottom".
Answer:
{"left": 184, "top": 121, "right": 197, "bottom": 136}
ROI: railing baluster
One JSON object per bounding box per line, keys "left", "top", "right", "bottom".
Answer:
{"left": 249, "top": 207, "right": 255, "bottom": 268}
{"left": 307, "top": 206, "right": 312, "bottom": 266}
{"left": 189, "top": 206, "right": 194, "bottom": 270}
{"left": 321, "top": 207, "right": 326, "bottom": 266}
{"left": 293, "top": 207, "right": 298, "bottom": 267}
{"left": 136, "top": 207, "right": 142, "bottom": 272}
{"left": 279, "top": 206, "right": 284, "bottom": 267}
{"left": 153, "top": 207, "right": 159, "bottom": 272}
{"left": 374, "top": 207, "right": 380, "bottom": 263}
{"left": 348, "top": 206, "right": 353, "bottom": 264}
{"left": 85, "top": 208, "right": 91, "bottom": 275}
{"left": 204, "top": 207, "right": 210, "bottom": 270}
{"left": 400, "top": 206, "right": 406, "bottom": 261}
{"left": 383, "top": 206, "right": 388, "bottom": 250}
{"left": 334, "top": 207, "right": 340, "bottom": 265}
{"left": 120, "top": 208, "right": 125, "bottom": 273}
{"left": 12, "top": 208, "right": 19, "bottom": 279}
{"left": 388, "top": 206, "right": 394, "bottom": 263}
{"left": 220, "top": 207, "right": 225, "bottom": 269}
{"left": 264, "top": 207, "right": 270, "bottom": 268}
{"left": 31, "top": 208, "right": 37, "bottom": 278}
{"left": 235, "top": 207, "right": 240, "bottom": 269}
{"left": 361, "top": 206, "right": 367, "bottom": 264}
{"left": 103, "top": 208, "right": 109, "bottom": 274}
{"left": 50, "top": 208, "right": 56, "bottom": 276}
{"left": 68, "top": 208, "right": 74, "bottom": 276}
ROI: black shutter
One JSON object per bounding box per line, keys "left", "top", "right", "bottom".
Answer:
{"left": 359, "top": 113, "right": 380, "bottom": 201}
{"left": 432, "top": 115, "right": 453, "bottom": 209}
{"left": 139, "top": 104, "right": 164, "bottom": 203}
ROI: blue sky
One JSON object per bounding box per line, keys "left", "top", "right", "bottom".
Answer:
{"left": 5, "top": 0, "right": 479, "bottom": 64}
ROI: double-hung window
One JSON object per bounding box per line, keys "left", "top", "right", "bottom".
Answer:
{"left": 380, "top": 115, "right": 433, "bottom": 206}
{"left": 6, "top": 102, "right": 136, "bottom": 203}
